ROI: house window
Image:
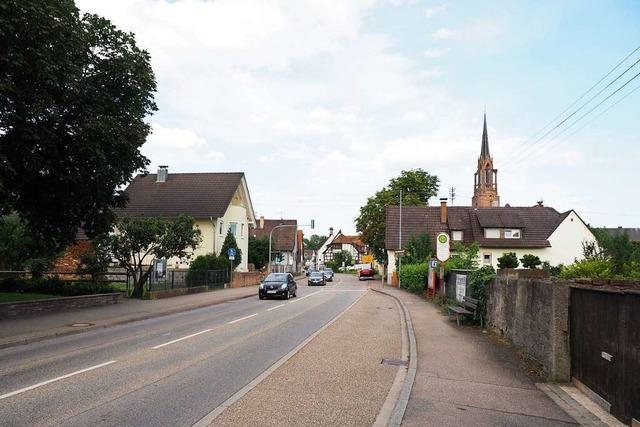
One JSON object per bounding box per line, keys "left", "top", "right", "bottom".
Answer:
{"left": 504, "top": 229, "right": 521, "bottom": 239}
{"left": 483, "top": 253, "right": 492, "bottom": 265}
{"left": 229, "top": 222, "right": 237, "bottom": 237}
{"left": 484, "top": 228, "right": 500, "bottom": 238}
{"left": 452, "top": 230, "right": 463, "bottom": 241}
{"left": 241, "top": 223, "right": 245, "bottom": 237}
{"left": 219, "top": 220, "right": 224, "bottom": 235}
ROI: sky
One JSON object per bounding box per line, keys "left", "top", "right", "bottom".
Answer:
{"left": 77, "top": 0, "right": 640, "bottom": 235}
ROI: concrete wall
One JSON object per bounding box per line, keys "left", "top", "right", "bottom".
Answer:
{"left": 230, "top": 271, "right": 263, "bottom": 288}
{"left": 487, "top": 272, "right": 571, "bottom": 381}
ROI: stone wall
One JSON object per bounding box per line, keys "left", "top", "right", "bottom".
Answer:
{"left": 230, "top": 271, "right": 264, "bottom": 288}
{"left": 0, "top": 293, "right": 122, "bottom": 318}
{"left": 147, "top": 286, "right": 208, "bottom": 299}
{"left": 487, "top": 272, "right": 571, "bottom": 381}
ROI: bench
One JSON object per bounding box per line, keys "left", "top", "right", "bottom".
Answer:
{"left": 447, "top": 296, "right": 480, "bottom": 327}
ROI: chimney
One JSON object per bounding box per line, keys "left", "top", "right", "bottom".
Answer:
{"left": 157, "top": 165, "right": 168, "bottom": 183}
{"left": 259, "top": 216, "right": 265, "bottom": 229}
{"left": 440, "top": 198, "right": 448, "bottom": 224}
{"left": 329, "top": 227, "right": 334, "bottom": 236}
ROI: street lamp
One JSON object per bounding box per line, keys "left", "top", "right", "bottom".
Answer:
{"left": 268, "top": 220, "right": 315, "bottom": 273}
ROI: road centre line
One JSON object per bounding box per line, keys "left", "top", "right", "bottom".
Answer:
{"left": 152, "top": 329, "right": 213, "bottom": 350}
{"left": 288, "top": 291, "right": 320, "bottom": 303}
{"left": 267, "top": 304, "right": 285, "bottom": 311}
{"left": 227, "top": 313, "right": 259, "bottom": 324}
{"left": 0, "top": 360, "right": 117, "bottom": 400}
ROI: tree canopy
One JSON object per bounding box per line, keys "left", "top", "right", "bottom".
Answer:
{"left": 356, "top": 169, "right": 439, "bottom": 262}
{"left": 303, "top": 234, "right": 327, "bottom": 251}
{"left": 220, "top": 229, "right": 242, "bottom": 268}
{"left": 248, "top": 235, "right": 269, "bottom": 270}
{"left": 97, "top": 216, "right": 201, "bottom": 297}
{"left": 0, "top": 0, "right": 157, "bottom": 253}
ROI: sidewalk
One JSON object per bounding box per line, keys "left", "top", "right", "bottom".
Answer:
{"left": 0, "top": 285, "right": 258, "bottom": 349}
{"left": 373, "top": 283, "right": 579, "bottom": 426}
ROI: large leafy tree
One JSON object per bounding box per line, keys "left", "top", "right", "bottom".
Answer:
{"left": 0, "top": 1, "right": 157, "bottom": 253}
{"left": 356, "top": 169, "right": 439, "bottom": 262}
{"left": 303, "top": 234, "right": 327, "bottom": 251}
{"left": 97, "top": 216, "right": 201, "bottom": 297}
{"left": 248, "top": 235, "right": 269, "bottom": 269}
{"left": 403, "top": 233, "right": 433, "bottom": 265}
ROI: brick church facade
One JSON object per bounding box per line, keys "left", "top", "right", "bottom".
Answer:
{"left": 472, "top": 113, "right": 500, "bottom": 208}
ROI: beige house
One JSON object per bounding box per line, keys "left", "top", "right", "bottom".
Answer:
{"left": 118, "top": 166, "right": 256, "bottom": 272}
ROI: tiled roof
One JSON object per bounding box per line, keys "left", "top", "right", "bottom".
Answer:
{"left": 602, "top": 227, "right": 640, "bottom": 242}
{"left": 332, "top": 234, "right": 364, "bottom": 246}
{"left": 386, "top": 205, "right": 570, "bottom": 250}
{"left": 251, "top": 219, "right": 297, "bottom": 251}
{"left": 118, "top": 172, "right": 244, "bottom": 218}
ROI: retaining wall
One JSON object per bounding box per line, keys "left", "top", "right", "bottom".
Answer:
{"left": 0, "top": 293, "right": 122, "bottom": 318}
{"left": 147, "top": 285, "right": 208, "bottom": 299}
{"left": 230, "top": 271, "right": 263, "bottom": 288}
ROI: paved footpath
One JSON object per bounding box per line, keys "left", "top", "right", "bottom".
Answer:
{"left": 213, "top": 289, "right": 403, "bottom": 427}
{"left": 373, "top": 283, "right": 579, "bottom": 427}
{"left": 0, "top": 285, "right": 259, "bottom": 348}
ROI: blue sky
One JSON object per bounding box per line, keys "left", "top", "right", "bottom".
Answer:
{"left": 78, "top": 0, "right": 640, "bottom": 234}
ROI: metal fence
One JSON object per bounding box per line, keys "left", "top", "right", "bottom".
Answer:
{"left": 147, "top": 269, "right": 229, "bottom": 292}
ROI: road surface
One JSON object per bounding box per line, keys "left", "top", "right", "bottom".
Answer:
{"left": 0, "top": 274, "right": 367, "bottom": 427}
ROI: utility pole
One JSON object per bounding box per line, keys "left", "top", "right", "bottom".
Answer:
{"left": 398, "top": 189, "right": 402, "bottom": 289}
{"left": 449, "top": 187, "right": 456, "bottom": 206}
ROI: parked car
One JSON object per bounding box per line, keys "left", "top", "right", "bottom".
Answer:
{"left": 322, "top": 268, "right": 334, "bottom": 282}
{"left": 358, "top": 267, "right": 375, "bottom": 281}
{"left": 259, "top": 273, "right": 297, "bottom": 299}
{"left": 308, "top": 271, "right": 326, "bottom": 286}
{"left": 305, "top": 266, "right": 316, "bottom": 276}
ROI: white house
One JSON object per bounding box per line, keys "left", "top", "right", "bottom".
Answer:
{"left": 385, "top": 199, "right": 597, "bottom": 281}
{"left": 118, "top": 166, "right": 256, "bottom": 272}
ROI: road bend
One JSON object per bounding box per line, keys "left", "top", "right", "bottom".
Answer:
{"left": 0, "top": 274, "right": 367, "bottom": 427}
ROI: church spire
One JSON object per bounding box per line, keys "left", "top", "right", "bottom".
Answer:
{"left": 481, "top": 112, "right": 490, "bottom": 157}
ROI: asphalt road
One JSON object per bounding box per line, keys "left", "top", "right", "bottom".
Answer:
{"left": 0, "top": 274, "right": 368, "bottom": 427}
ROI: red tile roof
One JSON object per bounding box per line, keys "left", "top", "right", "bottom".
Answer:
{"left": 251, "top": 219, "right": 297, "bottom": 251}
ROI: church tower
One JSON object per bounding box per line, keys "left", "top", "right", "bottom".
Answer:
{"left": 472, "top": 113, "right": 500, "bottom": 207}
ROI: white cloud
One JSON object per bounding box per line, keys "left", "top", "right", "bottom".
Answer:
{"left": 430, "top": 28, "right": 457, "bottom": 41}
{"left": 424, "top": 3, "right": 447, "bottom": 19}
{"left": 423, "top": 47, "right": 449, "bottom": 58}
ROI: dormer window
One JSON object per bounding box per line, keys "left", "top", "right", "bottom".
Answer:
{"left": 484, "top": 228, "right": 500, "bottom": 238}
{"left": 504, "top": 229, "right": 521, "bottom": 239}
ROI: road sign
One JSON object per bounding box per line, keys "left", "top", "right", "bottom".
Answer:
{"left": 228, "top": 255, "right": 235, "bottom": 261}
{"left": 362, "top": 255, "right": 374, "bottom": 264}
{"left": 436, "top": 233, "right": 450, "bottom": 262}
{"left": 227, "top": 248, "right": 237, "bottom": 258}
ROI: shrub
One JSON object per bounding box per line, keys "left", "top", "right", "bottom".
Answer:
{"left": 541, "top": 261, "right": 564, "bottom": 277}
{"left": 220, "top": 229, "right": 242, "bottom": 268}
{"left": 446, "top": 242, "right": 479, "bottom": 271}
{"left": 403, "top": 233, "right": 432, "bottom": 265}
{"left": 0, "top": 277, "right": 117, "bottom": 296}
{"left": 559, "top": 258, "right": 614, "bottom": 279}
{"left": 187, "top": 254, "right": 229, "bottom": 285}
{"left": 497, "top": 252, "right": 519, "bottom": 269}
{"left": 468, "top": 265, "right": 495, "bottom": 324}
{"left": 520, "top": 254, "right": 542, "bottom": 269}
{"left": 399, "top": 263, "right": 428, "bottom": 294}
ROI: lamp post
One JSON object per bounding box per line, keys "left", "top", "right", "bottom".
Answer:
{"left": 268, "top": 220, "right": 314, "bottom": 273}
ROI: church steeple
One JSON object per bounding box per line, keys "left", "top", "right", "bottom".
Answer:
{"left": 472, "top": 113, "right": 500, "bottom": 207}
{"left": 481, "top": 112, "right": 490, "bottom": 157}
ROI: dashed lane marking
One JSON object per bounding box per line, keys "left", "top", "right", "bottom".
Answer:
{"left": 152, "top": 329, "right": 213, "bottom": 349}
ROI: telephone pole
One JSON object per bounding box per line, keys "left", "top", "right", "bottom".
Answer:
{"left": 449, "top": 187, "right": 456, "bottom": 206}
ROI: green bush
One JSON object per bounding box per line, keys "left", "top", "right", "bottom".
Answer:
{"left": 559, "top": 258, "right": 615, "bottom": 279}
{"left": 446, "top": 242, "right": 479, "bottom": 271}
{"left": 497, "top": 252, "right": 519, "bottom": 269}
{"left": 541, "top": 261, "right": 564, "bottom": 276}
{"left": 187, "top": 254, "right": 229, "bottom": 285}
{"left": 399, "top": 263, "right": 428, "bottom": 294}
{"left": 468, "top": 266, "right": 495, "bottom": 324}
{"left": 520, "top": 254, "right": 542, "bottom": 269}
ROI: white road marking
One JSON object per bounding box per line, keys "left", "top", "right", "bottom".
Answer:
{"left": 152, "top": 329, "right": 212, "bottom": 349}
{"left": 267, "top": 304, "right": 285, "bottom": 311}
{"left": 288, "top": 291, "right": 320, "bottom": 303}
{"left": 0, "top": 360, "right": 117, "bottom": 400}
{"left": 227, "top": 313, "right": 259, "bottom": 324}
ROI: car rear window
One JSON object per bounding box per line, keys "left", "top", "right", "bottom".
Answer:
{"left": 265, "top": 273, "right": 288, "bottom": 281}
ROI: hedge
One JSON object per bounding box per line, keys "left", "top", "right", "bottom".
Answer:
{"left": 399, "top": 263, "right": 428, "bottom": 294}
{"left": 0, "top": 277, "right": 118, "bottom": 297}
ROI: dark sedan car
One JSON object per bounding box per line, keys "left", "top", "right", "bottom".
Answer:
{"left": 308, "top": 271, "right": 326, "bottom": 286}
{"left": 259, "top": 273, "right": 297, "bottom": 300}
{"left": 322, "top": 268, "right": 334, "bottom": 282}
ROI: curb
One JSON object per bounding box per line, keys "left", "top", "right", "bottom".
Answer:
{"left": 192, "top": 289, "right": 368, "bottom": 427}
{"left": 0, "top": 290, "right": 257, "bottom": 350}
{"left": 371, "top": 287, "right": 418, "bottom": 427}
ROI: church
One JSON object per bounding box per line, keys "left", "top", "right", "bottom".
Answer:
{"left": 384, "top": 114, "right": 596, "bottom": 276}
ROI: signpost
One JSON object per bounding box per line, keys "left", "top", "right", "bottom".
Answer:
{"left": 436, "top": 233, "right": 450, "bottom": 299}
{"left": 227, "top": 248, "right": 236, "bottom": 286}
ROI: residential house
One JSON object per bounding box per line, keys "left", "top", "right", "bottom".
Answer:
{"left": 385, "top": 199, "right": 597, "bottom": 281}
{"left": 118, "top": 166, "right": 256, "bottom": 272}
{"left": 251, "top": 217, "right": 302, "bottom": 273}
{"left": 601, "top": 227, "right": 640, "bottom": 242}
{"left": 322, "top": 231, "right": 368, "bottom": 265}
